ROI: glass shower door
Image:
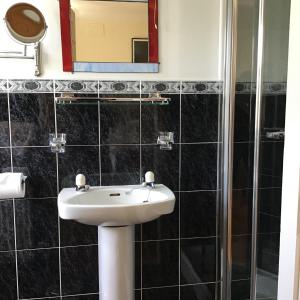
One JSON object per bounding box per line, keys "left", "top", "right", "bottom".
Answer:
{"left": 222, "top": 0, "right": 291, "bottom": 299}
{"left": 255, "top": 0, "right": 290, "bottom": 299}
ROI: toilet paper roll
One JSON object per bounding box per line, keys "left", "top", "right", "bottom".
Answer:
{"left": 0, "top": 172, "right": 26, "bottom": 199}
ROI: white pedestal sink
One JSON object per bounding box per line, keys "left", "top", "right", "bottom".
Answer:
{"left": 58, "top": 184, "right": 175, "bottom": 300}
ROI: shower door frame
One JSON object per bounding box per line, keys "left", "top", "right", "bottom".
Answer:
{"left": 221, "top": 0, "right": 266, "bottom": 299}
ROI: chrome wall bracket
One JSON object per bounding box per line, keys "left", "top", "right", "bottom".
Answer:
{"left": 157, "top": 132, "right": 174, "bottom": 150}
{"left": 49, "top": 133, "right": 67, "bottom": 153}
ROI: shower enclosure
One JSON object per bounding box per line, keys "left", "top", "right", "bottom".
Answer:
{"left": 221, "top": 0, "right": 290, "bottom": 299}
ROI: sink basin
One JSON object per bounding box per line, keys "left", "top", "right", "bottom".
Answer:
{"left": 58, "top": 184, "right": 175, "bottom": 226}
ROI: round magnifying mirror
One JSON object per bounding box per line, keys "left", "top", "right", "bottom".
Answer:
{"left": 4, "top": 3, "right": 47, "bottom": 44}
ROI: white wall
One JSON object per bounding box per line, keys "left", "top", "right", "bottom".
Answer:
{"left": 0, "top": 0, "right": 222, "bottom": 80}
{"left": 277, "top": 0, "right": 300, "bottom": 299}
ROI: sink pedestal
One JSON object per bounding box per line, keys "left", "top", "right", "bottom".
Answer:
{"left": 98, "top": 226, "right": 134, "bottom": 300}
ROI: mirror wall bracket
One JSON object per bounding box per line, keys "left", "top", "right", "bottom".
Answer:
{"left": 0, "top": 43, "right": 41, "bottom": 76}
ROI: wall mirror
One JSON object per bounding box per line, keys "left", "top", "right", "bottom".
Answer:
{"left": 0, "top": 3, "right": 47, "bottom": 76}
{"left": 59, "top": 0, "right": 159, "bottom": 73}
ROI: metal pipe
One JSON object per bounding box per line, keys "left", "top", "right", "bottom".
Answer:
{"left": 220, "top": 0, "right": 238, "bottom": 299}
{"left": 250, "top": 0, "right": 265, "bottom": 299}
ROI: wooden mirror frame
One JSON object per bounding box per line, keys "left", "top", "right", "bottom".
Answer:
{"left": 59, "top": 0, "right": 159, "bottom": 73}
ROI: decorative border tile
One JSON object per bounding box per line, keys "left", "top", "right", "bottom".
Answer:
{"left": 235, "top": 82, "right": 287, "bottom": 95}
{"left": 182, "top": 81, "right": 223, "bottom": 94}
{"left": 235, "top": 82, "right": 256, "bottom": 94}
{"left": 7, "top": 80, "right": 54, "bottom": 93}
{"left": 98, "top": 81, "right": 140, "bottom": 94}
{"left": 0, "top": 80, "right": 7, "bottom": 92}
{"left": 54, "top": 80, "right": 98, "bottom": 93}
{"left": 141, "top": 81, "right": 181, "bottom": 94}
{"left": 263, "top": 82, "right": 287, "bottom": 95}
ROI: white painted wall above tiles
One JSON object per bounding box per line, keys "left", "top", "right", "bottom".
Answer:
{"left": 0, "top": 0, "right": 222, "bottom": 80}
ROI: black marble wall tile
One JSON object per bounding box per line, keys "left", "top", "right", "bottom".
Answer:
{"left": 141, "top": 94, "right": 180, "bottom": 144}
{"left": 257, "top": 233, "right": 280, "bottom": 274}
{"left": 0, "top": 200, "right": 14, "bottom": 251}
{"left": 181, "top": 143, "right": 218, "bottom": 191}
{"left": 234, "top": 95, "right": 253, "bottom": 142}
{"left": 15, "top": 198, "right": 58, "bottom": 249}
{"left": 135, "top": 290, "right": 142, "bottom": 300}
{"left": 142, "top": 193, "right": 179, "bottom": 241}
{"left": 0, "top": 148, "right": 11, "bottom": 173}
{"left": 258, "top": 187, "right": 281, "bottom": 217}
{"left": 61, "top": 246, "right": 99, "bottom": 295}
{"left": 232, "top": 189, "right": 252, "bottom": 235}
{"left": 100, "top": 100, "right": 140, "bottom": 144}
{"left": 180, "top": 191, "right": 216, "bottom": 238}
{"left": 258, "top": 212, "right": 280, "bottom": 234}
{"left": 135, "top": 242, "right": 141, "bottom": 289}
{"left": 18, "top": 248, "right": 60, "bottom": 299}
{"left": 181, "top": 237, "right": 216, "bottom": 284}
{"left": 143, "top": 286, "right": 179, "bottom": 300}
{"left": 12, "top": 147, "right": 57, "bottom": 198}
{"left": 101, "top": 145, "right": 140, "bottom": 185}
{"left": 60, "top": 219, "right": 97, "bottom": 247}
{"left": 58, "top": 146, "right": 100, "bottom": 189}
{"left": 141, "top": 144, "right": 179, "bottom": 191}
{"left": 142, "top": 240, "right": 179, "bottom": 288}
{"left": 181, "top": 94, "right": 220, "bottom": 143}
{"left": 180, "top": 283, "right": 216, "bottom": 300}
{"left": 0, "top": 93, "right": 10, "bottom": 147}
{"left": 0, "top": 81, "right": 226, "bottom": 299}
{"left": 63, "top": 295, "right": 99, "bottom": 300}
{"left": 259, "top": 141, "right": 284, "bottom": 188}
{"left": 262, "top": 95, "right": 286, "bottom": 130}
{"left": 232, "top": 235, "right": 251, "bottom": 280}
{"left": 231, "top": 279, "right": 250, "bottom": 300}
{"left": 9, "top": 93, "right": 55, "bottom": 146}
{"left": 0, "top": 251, "right": 17, "bottom": 300}
{"left": 57, "top": 97, "right": 99, "bottom": 145}
{"left": 233, "top": 142, "right": 254, "bottom": 189}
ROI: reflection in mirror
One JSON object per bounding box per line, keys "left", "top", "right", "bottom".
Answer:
{"left": 5, "top": 3, "right": 47, "bottom": 44}
{"left": 70, "top": 0, "right": 149, "bottom": 63}
{"left": 0, "top": 2, "right": 47, "bottom": 76}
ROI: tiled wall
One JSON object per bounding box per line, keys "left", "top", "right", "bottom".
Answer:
{"left": 231, "top": 82, "right": 286, "bottom": 300}
{"left": 0, "top": 79, "right": 222, "bottom": 300}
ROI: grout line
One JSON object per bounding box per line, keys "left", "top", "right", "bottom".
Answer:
{"left": 14, "top": 244, "right": 99, "bottom": 252}
{"left": 7, "top": 80, "right": 20, "bottom": 300}
{"left": 53, "top": 80, "right": 63, "bottom": 300}
{"left": 178, "top": 80, "right": 183, "bottom": 300}
{"left": 141, "top": 281, "right": 220, "bottom": 291}
{"left": 19, "top": 291, "right": 100, "bottom": 300}
{"left": 139, "top": 80, "right": 143, "bottom": 300}
{"left": 98, "top": 98, "right": 102, "bottom": 187}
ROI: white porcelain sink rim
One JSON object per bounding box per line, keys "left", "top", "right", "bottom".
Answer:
{"left": 58, "top": 183, "right": 176, "bottom": 226}
{"left": 58, "top": 184, "right": 175, "bottom": 208}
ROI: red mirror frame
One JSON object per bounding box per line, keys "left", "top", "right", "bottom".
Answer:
{"left": 59, "top": 0, "right": 159, "bottom": 72}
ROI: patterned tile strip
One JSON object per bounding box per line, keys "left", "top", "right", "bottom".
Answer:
{"left": 98, "top": 81, "right": 140, "bottom": 94}
{"left": 0, "top": 80, "right": 287, "bottom": 95}
{"left": 0, "top": 80, "right": 7, "bottom": 92}
{"left": 54, "top": 80, "right": 98, "bottom": 93}
{"left": 7, "top": 80, "right": 54, "bottom": 93}
{"left": 182, "top": 81, "right": 223, "bottom": 94}
{"left": 141, "top": 81, "right": 181, "bottom": 94}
